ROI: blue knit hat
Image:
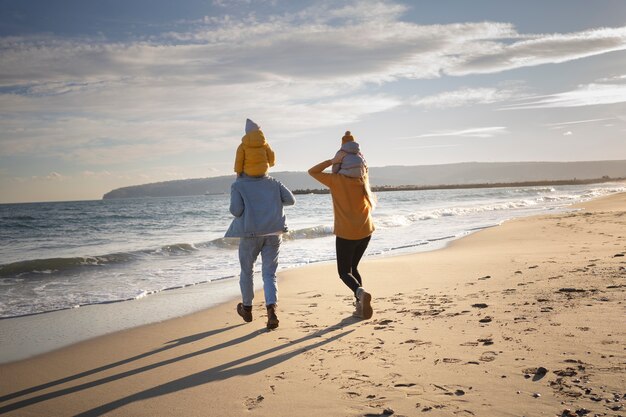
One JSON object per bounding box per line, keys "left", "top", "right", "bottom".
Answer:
{"left": 245, "top": 118, "right": 260, "bottom": 134}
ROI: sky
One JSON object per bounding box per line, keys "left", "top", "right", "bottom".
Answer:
{"left": 1, "top": 0, "right": 625, "bottom": 203}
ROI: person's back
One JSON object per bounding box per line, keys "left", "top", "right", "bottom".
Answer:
{"left": 225, "top": 171, "right": 295, "bottom": 330}
{"left": 225, "top": 175, "right": 294, "bottom": 237}
{"left": 308, "top": 157, "right": 375, "bottom": 320}
{"left": 309, "top": 171, "right": 374, "bottom": 240}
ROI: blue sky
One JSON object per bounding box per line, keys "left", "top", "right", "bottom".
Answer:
{"left": 1, "top": 0, "right": 625, "bottom": 203}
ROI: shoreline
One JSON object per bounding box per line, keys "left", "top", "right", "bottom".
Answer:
{"left": 294, "top": 176, "right": 626, "bottom": 194}
{"left": 1, "top": 192, "right": 624, "bottom": 416}
{"left": 0, "top": 189, "right": 620, "bottom": 364}
{"left": 0, "top": 233, "right": 460, "bottom": 364}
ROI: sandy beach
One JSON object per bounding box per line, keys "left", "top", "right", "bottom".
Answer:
{"left": 1, "top": 192, "right": 624, "bottom": 417}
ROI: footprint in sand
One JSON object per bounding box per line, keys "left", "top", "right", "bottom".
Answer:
{"left": 479, "top": 351, "right": 498, "bottom": 362}
{"left": 477, "top": 337, "right": 494, "bottom": 346}
{"left": 244, "top": 395, "right": 265, "bottom": 410}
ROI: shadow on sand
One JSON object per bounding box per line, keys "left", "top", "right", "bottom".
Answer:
{"left": 1, "top": 316, "right": 359, "bottom": 415}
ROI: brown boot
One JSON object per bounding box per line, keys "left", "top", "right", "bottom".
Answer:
{"left": 237, "top": 303, "right": 252, "bottom": 323}
{"left": 353, "top": 300, "right": 363, "bottom": 318}
{"left": 356, "top": 288, "right": 373, "bottom": 320}
{"left": 266, "top": 304, "right": 279, "bottom": 329}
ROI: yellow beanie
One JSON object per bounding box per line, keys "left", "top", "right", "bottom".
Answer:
{"left": 342, "top": 131, "right": 354, "bottom": 143}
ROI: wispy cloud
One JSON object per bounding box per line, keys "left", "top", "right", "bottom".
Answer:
{"left": 14, "top": 172, "right": 68, "bottom": 182}
{"left": 450, "top": 27, "right": 626, "bottom": 76}
{"left": 411, "top": 86, "right": 523, "bottom": 109}
{"left": 546, "top": 117, "right": 616, "bottom": 129}
{"left": 503, "top": 83, "right": 626, "bottom": 109}
{"left": 400, "top": 126, "right": 508, "bottom": 139}
{"left": 394, "top": 143, "right": 461, "bottom": 150}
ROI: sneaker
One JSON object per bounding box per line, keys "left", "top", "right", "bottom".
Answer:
{"left": 356, "top": 287, "right": 373, "bottom": 319}
{"left": 266, "top": 304, "right": 279, "bottom": 330}
{"left": 352, "top": 300, "right": 363, "bottom": 318}
{"left": 237, "top": 302, "right": 252, "bottom": 323}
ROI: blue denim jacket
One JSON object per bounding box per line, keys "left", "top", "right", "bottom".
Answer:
{"left": 224, "top": 175, "right": 295, "bottom": 238}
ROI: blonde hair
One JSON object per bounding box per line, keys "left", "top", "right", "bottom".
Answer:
{"left": 362, "top": 171, "right": 377, "bottom": 210}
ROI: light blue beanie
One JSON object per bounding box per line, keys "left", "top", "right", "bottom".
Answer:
{"left": 245, "top": 118, "right": 260, "bottom": 134}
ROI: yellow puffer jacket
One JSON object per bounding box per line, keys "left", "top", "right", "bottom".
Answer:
{"left": 234, "top": 130, "right": 275, "bottom": 176}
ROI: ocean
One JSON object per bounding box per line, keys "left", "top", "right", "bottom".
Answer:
{"left": 1, "top": 182, "right": 624, "bottom": 319}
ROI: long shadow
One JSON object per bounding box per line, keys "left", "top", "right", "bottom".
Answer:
{"left": 0, "top": 324, "right": 243, "bottom": 403}
{"left": 0, "top": 317, "right": 359, "bottom": 415}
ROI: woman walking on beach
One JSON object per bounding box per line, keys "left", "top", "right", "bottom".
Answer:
{"left": 308, "top": 140, "right": 376, "bottom": 319}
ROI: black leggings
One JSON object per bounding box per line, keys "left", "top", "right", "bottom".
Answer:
{"left": 335, "top": 235, "right": 371, "bottom": 297}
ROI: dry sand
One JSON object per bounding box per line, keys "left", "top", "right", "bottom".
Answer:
{"left": 1, "top": 193, "right": 624, "bottom": 417}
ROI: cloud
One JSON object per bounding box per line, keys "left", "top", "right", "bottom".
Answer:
{"left": 1, "top": 0, "right": 625, "bottom": 166}
{"left": 450, "top": 27, "right": 626, "bottom": 76}
{"left": 546, "top": 117, "right": 616, "bottom": 129}
{"left": 400, "top": 126, "right": 508, "bottom": 139}
{"left": 45, "top": 172, "right": 64, "bottom": 180}
{"left": 503, "top": 83, "right": 626, "bottom": 109}
{"left": 82, "top": 170, "right": 112, "bottom": 177}
{"left": 411, "top": 87, "right": 522, "bottom": 109}
{"left": 394, "top": 143, "right": 461, "bottom": 150}
{"left": 2, "top": 3, "right": 623, "bottom": 88}
{"left": 15, "top": 172, "right": 68, "bottom": 182}
{"left": 563, "top": 131, "right": 573, "bottom": 136}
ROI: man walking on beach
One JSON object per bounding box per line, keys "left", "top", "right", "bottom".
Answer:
{"left": 224, "top": 174, "right": 295, "bottom": 329}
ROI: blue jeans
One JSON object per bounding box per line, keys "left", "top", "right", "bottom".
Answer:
{"left": 238, "top": 235, "right": 281, "bottom": 307}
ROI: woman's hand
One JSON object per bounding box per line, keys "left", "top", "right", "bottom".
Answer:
{"left": 308, "top": 159, "right": 333, "bottom": 174}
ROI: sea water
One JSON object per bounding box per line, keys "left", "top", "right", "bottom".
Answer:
{"left": 1, "top": 183, "right": 623, "bottom": 318}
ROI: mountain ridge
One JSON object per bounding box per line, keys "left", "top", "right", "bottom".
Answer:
{"left": 102, "top": 160, "right": 626, "bottom": 199}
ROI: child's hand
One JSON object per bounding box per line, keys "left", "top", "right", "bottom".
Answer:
{"left": 331, "top": 150, "right": 347, "bottom": 165}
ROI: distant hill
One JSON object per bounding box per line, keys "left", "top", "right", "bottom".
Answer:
{"left": 102, "top": 160, "right": 626, "bottom": 199}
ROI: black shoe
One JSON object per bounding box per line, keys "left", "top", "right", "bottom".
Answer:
{"left": 237, "top": 303, "right": 252, "bottom": 323}
{"left": 266, "top": 304, "right": 279, "bottom": 329}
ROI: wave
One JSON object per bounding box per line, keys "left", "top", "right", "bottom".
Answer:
{"left": 0, "top": 253, "right": 138, "bottom": 278}
{"left": 0, "top": 225, "right": 335, "bottom": 278}
{"left": 375, "top": 189, "right": 616, "bottom": 228}
{"left": 284, "top": 225, "right": 334, "bottom": 240}
{"left": 1, "top": 215, "right": 38, "bottom": 221}
{"left": 155, "top": 243, "right": 198, "bottom": 254}
{"left": 376, "top": 200, "right": 539, "bottom": 228}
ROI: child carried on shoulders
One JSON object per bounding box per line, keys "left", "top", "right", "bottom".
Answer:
{"left": 332, "top": 131, "right": 367, "bottom": 178}
{"left": 234, "top": 118, "right": 275, "bottom": 177}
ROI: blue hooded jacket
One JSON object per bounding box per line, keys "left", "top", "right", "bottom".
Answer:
{"left": 224, "top": 175, "right": 295, "bottom": 238}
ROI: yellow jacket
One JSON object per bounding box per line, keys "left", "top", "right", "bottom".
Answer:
{"left": 234, "top": 130, "right": 275, "bottom": 176}
{"left": 308, "top": 160, "right": 375, "bottom": 240}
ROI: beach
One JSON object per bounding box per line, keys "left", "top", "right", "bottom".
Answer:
{"left": 1, "top": 192, "right": 625, "bottom": 416}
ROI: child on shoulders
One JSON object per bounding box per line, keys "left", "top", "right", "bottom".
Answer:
{"left": 234, "top": 118, "right": 275, "bottom": 177}
{"left": 332, "top": 131, "right": 367, "bottom": 178}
